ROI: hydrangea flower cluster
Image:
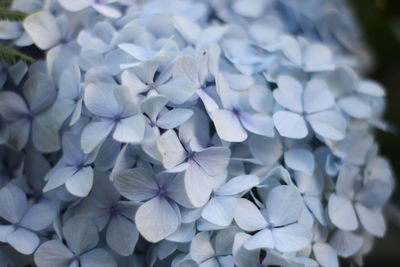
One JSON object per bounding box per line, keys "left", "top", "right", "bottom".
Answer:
{"left": 0, "top": 0, "right": 394, "bottom": 266}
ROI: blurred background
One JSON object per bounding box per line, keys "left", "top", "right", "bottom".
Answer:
{"left": 349, "top": 0, "right": 400, "bottom": 266}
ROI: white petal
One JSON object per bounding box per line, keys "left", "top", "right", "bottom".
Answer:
{"left": 327, "top": 194, "right": 358, "bottom": 231}
{"left": 234, "top": 198, "right": 267, "bottom": 231}
{"left": 267, "top": 185, "right": 303, "bottom": 226}
{"left": 284, "top": 148, "right": 315, "bottom": 176}
{"left": 23, "top": 11, "right": 60, "bottom": 50}
{"left": 135, "top": 197, "right": 180, "bottom": 243}
{"left": 273, "top": 111, "right": 308, "bottom": 139}
{"left": 249, "top": 135, "right": 283, "bottom": 166}
{"left": 303, "top": 78, "right": 335, "bottom": 113}
{"left": 307, "top": 110, "right": 347, "bottom": 141}
{"left": 273, "top": 75, "right": 303, "bottom": 113}
{"left": 65, "top": 167, "right": 94, "bottom": 197}
{"left": 210, "top": 109, "right": 247, "bottom": 142}
{"left": 272, "top": 223, "right": 311, "bottom": 252}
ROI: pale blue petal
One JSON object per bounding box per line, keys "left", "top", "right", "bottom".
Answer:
{"left": 113, "top": 168, "right": 158, "bottom": 202}
{"left": 284, "top": 148, "right": 315, "bottom": 176}
{"left": 216, "top": 175, "right": 259, "bottom": 196}
{"left": 267, "top": 185, "right": 303, "bottom": 226}
{"left": 65, "top": 166, "right": 93, "bottom": 197}
{"left": 329, "top": 230, "right": 363, "bottom": 257}
{"left": 0, "top": 184, "right": 27, "bottom": 224}
{"left": 135, "top": 197, "right": 180, "bottom": 242}
{"left": 244, "top": 229, "right": 274, "bottom": 250}
{"left": 273, "top": 111, "right": 308, "bottom": 139}
{"left": 190, "top": 232, "right": 215, "bottom": 263}
{"left": 303, "top": 78, "right": 334, "bottom": 113}
{"left": 113, "top": 114, "right": 145, "bottom": 143}
{"left": 306, "top": 110, "right": 346, "bottom": 141}
{"left": 272, "top": 223, "right": 311, "bottom": 252}
{"left": 273, "top": 75, "right": 303, "bottom": 113}
{"left": 210, "top": 109, "right": 247, "bottom": 142}
{"left": 234, "top": 198, "right": 267, "bottom": 231}
{"left": 80, "top": 248, "right": 117, "bottom": 267}
{"left": 7, "top": 228, "right": 39, "bottom": 255}
{"left": 20, "top": 202, "right": 55, "bottom": 231}
{"left": 201, "top": 196, "right": 237, "bottom": 226}
{"left": 63, "top": 216, "right": 99, "bottom": 255}
{"left": 34, "top": 240, "right": 74, "bottom": 267}
{"left": 328, "top": 194, "right": 358, "bottom": 231}
{"left": 106, "top": 215, "right": 139, "bottom": 256}
{"left": 157, "top": 108, "right": 193, "bottom": 129}
{"left": 81, "top": 120, "right": 114, "bottom": 153}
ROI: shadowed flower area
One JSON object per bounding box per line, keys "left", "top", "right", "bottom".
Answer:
{"left": 0, "top": 0, "right": 397, "bottom": 266}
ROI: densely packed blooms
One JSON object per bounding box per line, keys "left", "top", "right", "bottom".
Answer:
{"left": 0, "top": 0, "right": 394, "bottom": 266}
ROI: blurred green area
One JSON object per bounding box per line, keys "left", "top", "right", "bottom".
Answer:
{"left": 349, "top": 0, "right": 400, "bottom": 265}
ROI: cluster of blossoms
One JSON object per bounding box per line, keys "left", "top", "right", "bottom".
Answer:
{"left": 0, "top": 0, "right": 395, "bottom": 266}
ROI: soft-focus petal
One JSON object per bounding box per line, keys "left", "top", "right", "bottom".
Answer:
{"left": 328, "top": 194, "right": 358, "bottom": 231}
{"left": 23, "top": 11, "right": 61, "bottom": 50}
{"left": 80, "top": 248, "right": 117, "bottom": 267}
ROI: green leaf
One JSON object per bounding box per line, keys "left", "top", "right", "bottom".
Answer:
{"left": 0, "top": 8, "right": 28, "bottom": 21}
{"left": 0, "top": 0, "right": 12, "bottom": 9}
{"left": 0, "top": 44, "right": 35, "bottom": 64}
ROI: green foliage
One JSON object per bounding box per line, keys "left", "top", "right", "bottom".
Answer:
{"left": 0, "top": 44, "right": 35, "bottom": 64}
{"left": 0, "top": 8, "right": 28, "bottom": 21}
{"left": 0, "top": 0, "right": 12, "bottom": 9}
{"left": 0, "top": 0, "right": 35, "bottom": 65}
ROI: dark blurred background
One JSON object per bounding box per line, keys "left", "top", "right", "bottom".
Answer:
{"left": 349, "top": 0, "right": 400, "bottom": 266}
